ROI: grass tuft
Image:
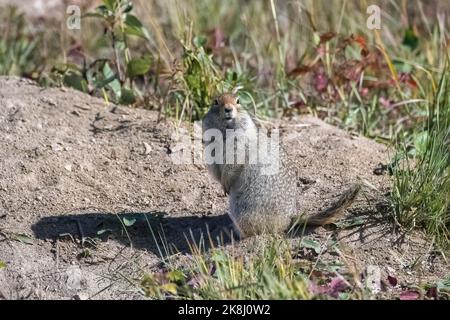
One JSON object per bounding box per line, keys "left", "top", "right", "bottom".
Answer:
{"left": 391, "top": 61, "right": 450, "bottom": 247}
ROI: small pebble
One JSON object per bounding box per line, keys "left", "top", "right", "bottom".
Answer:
{"left": 143, "top": 142, "right": 152, "bottom": 155}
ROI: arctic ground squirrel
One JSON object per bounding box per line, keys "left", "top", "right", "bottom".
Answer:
{"left": 202, "top": 93, "right": 361, "bottom": 237}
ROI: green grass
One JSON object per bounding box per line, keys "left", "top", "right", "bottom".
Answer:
{"left": 140, "top": 235, "right": 373, "bottom": 300}
{"left": 0, "top": 6, "right": 41, "bottom": 77}
{"left": 3, "top": 1, "right": 448, "bottom": 131}
{"left": 391, "top": 62, "right": 450, "bottom": 247}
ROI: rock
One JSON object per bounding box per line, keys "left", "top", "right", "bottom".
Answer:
{"left": 111, "top": 106, "right": 129, "bottom": 115}
{"left": 143, "top": 142, "right": 152, "bottom": 155}
{"left": 0, "top": 208, "right": 6, "bottom": 218}
{"left": 66, "top": 266, "right": 84, "bottom": 291}
{"left": 74, "top": 103, "right": 91, "bottom": 111}
{"left": 51, "top": 143, "right": 63, "bottom": 152}
{"left": 40, "top": 97, "right": 57, "bottom": 107}
{"left": 365, "top": 265, "right": 381, "bottom": 294}
{"left": 72, "top": 293, "right": 88, "bottom": 300}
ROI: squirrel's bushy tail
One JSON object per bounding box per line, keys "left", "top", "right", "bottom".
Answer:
{"left": 295, "top": 183, "right": 361, "bottom": 227}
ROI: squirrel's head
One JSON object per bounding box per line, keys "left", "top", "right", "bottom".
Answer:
{"left": 212, "top": 93, "right": 241, "bottom": 125}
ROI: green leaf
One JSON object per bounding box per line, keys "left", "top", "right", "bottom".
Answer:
{"left": 52, "top": 62, "right": 82, "bottom": 74}
{"left": 96, "top": 229, "right": 113, "bottom": 236}
{"left": 402, "top": 28, "right": 419, "bottom": 50}
{"left": 102, "top": 62, "right": 122, "bottom": 99}
{"left": 124, "top": 14, "right": 142, "bottom": 28}
{"left": 115, "top": 40, "right": 126, "bottom": 51}
{"left": 102, "top": 61, "right": 115, "bottom": 78}
{"left": 0, "top": 260, "right": 6, "bottom": 269}
{"left": 103, "top": 0, "right": 119, "bottom": 11}
{"left": 63, "top": 73, "right": 88, "bottom": 92}
{"left": 81, "top": 12, "right": 104, "bottom": 19}
{"left": 413, "top": 131, "right": 429, "bottom": 156}
{"left": 14, "top": 234, "right": 34, "bottom": 245}
{"left": 159, "top": 283, "right": 178, "bottom": 295}
{"left": 237, "top": 91, "right": 253, "bottom": 105}
{"left": 95, "top": 5, "right": 110, "bottom": 16}
{"left": 122, "top": 2, "right": 133, "bottom": 13}
{"left": 94, "top": 74, "right": 117, "bottom": 89}
{"left": 119, "top": 87, "right": 136, "bottom": 105}
{"left": 300, "top": 238, "right": 321, "bottom": 254}
{"left": 122, "top": 217, "right": 136, "bottom": 227}
{"left": 437, "top": 277, "right": 450, "bottom": 292}
{"left": 334, "top": 217, "right": 365, "bottom": 229}
{"left": 338, "top": 292, "right": 350, "bottom": 300}
{"left": 193, "top": 35, "right": 207, "bottom": 48}
{"left": 393, "top": 60, "right": 413, "bottom": 73}
{"left": 127, "top": 57, "right": 151, "bottom": 78}
{"left": 313, "top": 32, "right": 321, "bottom": 46}
{"left": 124, "top": 14, "right": 150, "bottom": 39}
{"left": 168, "top": 270, "right": 185, "bottom": 282}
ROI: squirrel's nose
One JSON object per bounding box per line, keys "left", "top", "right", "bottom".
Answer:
{"left": 224, "top": 105, "right": 233, "bottom": 113}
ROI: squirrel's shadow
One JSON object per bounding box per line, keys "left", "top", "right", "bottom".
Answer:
{"left": 31, "top": 203, "right": 395, "bottom": 258}
{"left": 31, "top": 211, "right": 238, "bottom": 257}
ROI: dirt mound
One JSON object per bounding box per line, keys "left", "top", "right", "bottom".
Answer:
{"left": 0, "top": 77, "right": 446, "bottom": 299}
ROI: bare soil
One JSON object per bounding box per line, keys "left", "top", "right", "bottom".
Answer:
{"left": 0, "top": 77, "right": 447, "bottom": 300}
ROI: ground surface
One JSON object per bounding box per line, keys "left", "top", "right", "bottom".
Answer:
{"left": 0, "top": 77, "right": 447, "bottom": 300}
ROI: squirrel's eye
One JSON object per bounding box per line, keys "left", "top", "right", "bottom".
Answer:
{"left": 214, "top": 99, "right": 219, "bottom": 105}
{"left": 236, "top": 98, "right": 240, "bottom": 104}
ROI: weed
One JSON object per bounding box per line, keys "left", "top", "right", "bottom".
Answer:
{"left": 391, "top": 61, "right": 450, "bottom": 247}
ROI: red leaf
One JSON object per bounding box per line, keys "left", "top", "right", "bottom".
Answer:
{"left": 207, "top": 28, "right": 226, "bottom": 51}
{"left": 316, "top": 45, "right": 327, "bottom": 57}
{"left": 320, "top": 32, "right": 337, "bottom": 44}
{"left": 290, "top": 99, "right": 306, "bottom": 109}
{"left": 398, "top": 72, "right": 418, "bottom": 89}
{"left": 407, "top": 78, "right": 418, "bottom": 89}
{"left": 313, "top": 70, "right": 328, "bottom": 93}
{"left": 308, "top": 282, "right": 328, "bottom": 296}
{"left": 309, "top": 277, "right": 349, "bottom": 298}
{"left": 359, "top": 87, "right": 369, "bottom": 97}
{"left": 209, "top": 264, "right": 216, "bottom": 276}
{"left": 399, "top": 290, "right": 420, "bottom": 300}
{"left": 340, "top": 60, "right": 364, "bottom": 82}
{"left": 328, "top": 277, "right": 349, "bottom": 298}
{"left": 387, "top": 275, "right": 398, "bottom": 287}
{"left": 379, "top": 97, "right": 392, "bottom": 108}
{"left": 288, "top": 65, "right": 312, "bottom": 77}
{"left": 351, "top": 34, "right": 367, "bottom": 50}
{"left": 426, "top": 287, "right": 438, "bottom": 299}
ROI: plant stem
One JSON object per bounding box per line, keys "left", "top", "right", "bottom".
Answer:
{"left": 269, "top": 0, "right": 284, "bottom": 73}
{"left": 111, "top": 29, "right": 123, "bottom": 84}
